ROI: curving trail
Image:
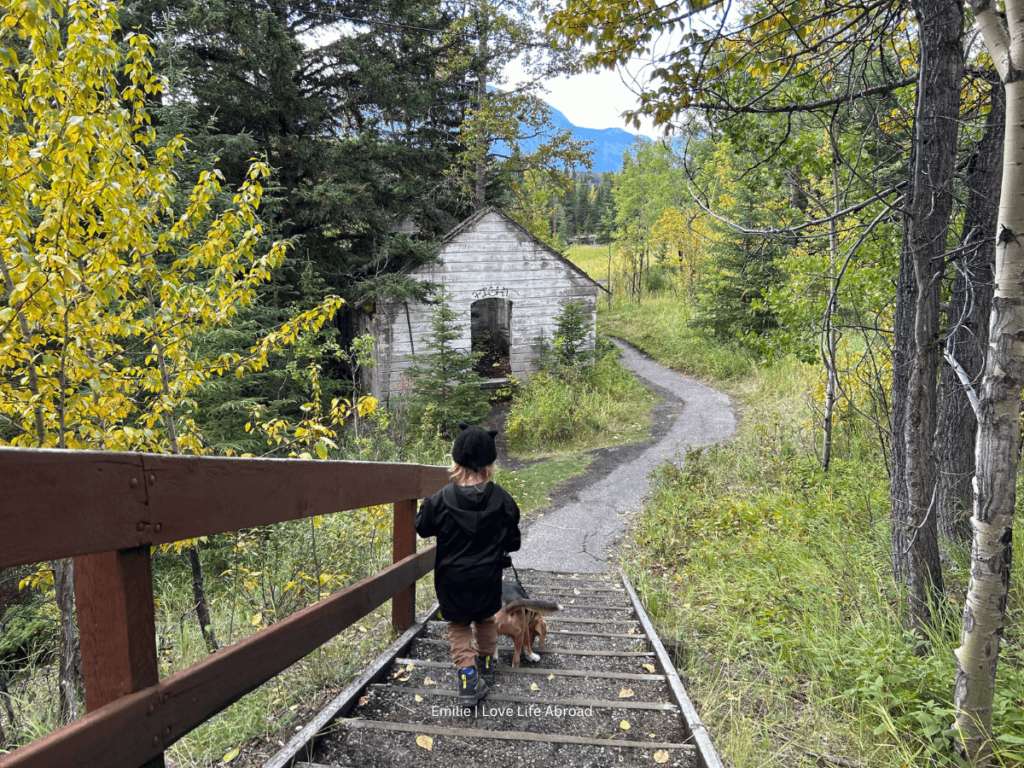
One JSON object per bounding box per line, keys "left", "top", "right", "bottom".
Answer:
{"left": 515, "top": 339, "right": 737, "bottom": 573}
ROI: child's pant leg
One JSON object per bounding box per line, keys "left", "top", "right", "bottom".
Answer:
{"left": 473, "top": 615, "right": 497, "bottom": 658}
{"left": 447, "top": 621, "right": 477, "bottom": 669}
{"left": 448, "top": 615, "right": 498, "bottom": 668}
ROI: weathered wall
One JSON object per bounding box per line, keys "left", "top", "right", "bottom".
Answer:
{"left": 366, "top": 210, "right": 598, "bottom": 403}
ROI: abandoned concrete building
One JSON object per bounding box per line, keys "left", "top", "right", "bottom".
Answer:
{"left": 361, "top": 207, "right": 603, "bottom": 404}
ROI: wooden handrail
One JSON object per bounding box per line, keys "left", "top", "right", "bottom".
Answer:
{"left": 0, "top": 447, "right": 446, "bottom": 569}
{"left": 0, "top": 447, "right": 449, "bottom": 768}
{"left": 0, "top": 548, "right": 437, "bottom": 768}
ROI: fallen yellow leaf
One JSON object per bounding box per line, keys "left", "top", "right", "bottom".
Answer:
{"left": 628, "top": 627, "right": 636, "bottom": 635}
{"left": 416, "top": 735, "right": 433, "bottom": 751}
{"left": 653, "top": 749, "right": 669, "bottom": 763}
{"left": 399, "top": 676, "right": 410, "bottom": 682}
{"left": 414, "top": 695, "right": 424, "bottom": 702}
{"left": 643, "top": 663, "right": 656, "bottom": 673}
{"left": 619, "top": 688, "right": 634, "bottom": 698}
{"left": 222, "top": 747, "right": 239, "bottom": 763}
{"left": 620, "top": 720, "right": 631, "bottom": 730}
{"left": 406, "top": 663, "right": 415, "bottom": 671}
{"left": 424, "top": 676, "right": 436, "bottom": 686}
{"left": 530, "top": 682, "right": 539, "bottom": 691}
{"left": 547, "top": 674, "right": 555, "bottom": 680}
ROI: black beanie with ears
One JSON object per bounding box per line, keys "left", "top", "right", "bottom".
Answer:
{"left": 451, "top": 422, "right": 498, "bottom": 471}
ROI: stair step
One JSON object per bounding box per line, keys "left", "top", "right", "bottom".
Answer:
{"left": 368, "top": 684, "right": 681, "bottom": 712}
{"left": 423, "top": 622, "right": 648, "bottom": 646}
{"left": 327, "top": 724, "right": 699, "bottom": 768}
{"left": 340, "top": 718, "right": 696, "bottom": 751}
{"left": 523, "top": 585, "right": 627, "bottom": 595}
{"left": 394, "top": 657, "right": 663, "bottom": 682}
{"left": 545, "top": 617, "right": 640, "bottom": 625}
{"left": 414, "top": 637, "right": 654, "bottom": 658}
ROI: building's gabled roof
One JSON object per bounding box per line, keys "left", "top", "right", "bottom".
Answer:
{"left": 441, "top": 206, "right": 608, "bottom": 293}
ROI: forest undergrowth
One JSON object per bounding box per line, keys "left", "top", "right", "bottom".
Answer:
{"left": 605, "top": 291, "right": 1024, "bottom": 767}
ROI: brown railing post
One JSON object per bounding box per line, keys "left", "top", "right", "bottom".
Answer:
{"left": 74, "top": 546, "right": 165, "bottom": 768}
{"left": 391, "top": 499, "right": 417, "bottom": 632}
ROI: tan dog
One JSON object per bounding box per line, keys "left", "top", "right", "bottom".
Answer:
{"left": 494, "top": 581, "right": 561, "bottom": 666}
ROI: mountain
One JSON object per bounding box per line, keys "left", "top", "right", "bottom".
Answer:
{"left": 545, "top": 103, "right": 651, "bottom": 173}
{"left": 490, "top": 89, "right": 651, "bottom": 173}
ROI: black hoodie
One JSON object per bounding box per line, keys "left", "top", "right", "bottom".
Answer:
{"left": 414, "top": 481, "right": 521, "bottom": 623}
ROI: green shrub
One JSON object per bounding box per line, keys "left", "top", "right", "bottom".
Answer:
{"left": 0, "top": 599, "right": 55, "bottom": 667}
{"left": 403, "top": 289, "right": 490, "bottom": 439}
{"left": 505, "top": 341, "right": 655, "bottom": 456}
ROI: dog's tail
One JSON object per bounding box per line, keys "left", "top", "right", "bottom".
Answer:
{"left": 504, "top": 598, "right": 562, "bottom": 613}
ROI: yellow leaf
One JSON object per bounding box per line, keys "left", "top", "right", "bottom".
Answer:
{"left": 620, "top": 720, "right": 631, "bottom": 730}
{"left": 654, "top": 749, "right": 669, "bottom": 763}
{"left": 530, "top": 682, "right": 540, "bottom": 691}
{"left": 222, "top": 747, "right": 240, "bottom": 763}
{"left": 547, "top": 674, "right": 555, "bottom": 680}
{"left": 424, "top": 676, "right": 436, "bottom": 686}
{"left": 406, "top": 664, "right": 415, "bottom": 671}
{"left": 415, "top": 695, "right": 424, "bottom": 702}
{"left": 416, "top": 735, "right": 433, "bottom": 751}
{"left": 643, "top": 663, "right": 656, "bottom": 673}
{"left": 399, "top": 676, "right": 410, "bottom": 682}
{"left": 619, "top": 688, "right": 634, "bottom": 698}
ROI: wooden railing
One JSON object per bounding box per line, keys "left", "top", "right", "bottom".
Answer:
{"left": 0, "top": 447, "right": 450, "bottom": 768}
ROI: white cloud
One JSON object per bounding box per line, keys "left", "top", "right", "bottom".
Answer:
{"left": 502, "top": 59, "right": 662, "bottom": 137}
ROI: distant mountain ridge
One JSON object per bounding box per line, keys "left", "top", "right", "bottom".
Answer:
{"left": 491, "top": 89, "right": 650, "bottom": 173}
{"left": 544, "top": 102, "right": 651, "bottom": 173}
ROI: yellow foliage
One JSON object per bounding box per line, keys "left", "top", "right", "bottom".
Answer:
{"left": 0, "top": 0, "right": 342, "bottom": 451}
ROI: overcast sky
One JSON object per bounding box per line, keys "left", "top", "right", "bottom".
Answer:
{"left": 502, "top": 59, "right": 661, "bottom": 138}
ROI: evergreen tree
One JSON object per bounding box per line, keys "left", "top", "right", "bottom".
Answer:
{"left": 404, "top": 290, "right": 490, "bottom": 438}
{"left": 144, "top": 0, "right": 472, "bottom": 296}
{"left": 692, "top": 153, "right": 785, "bottom": 341}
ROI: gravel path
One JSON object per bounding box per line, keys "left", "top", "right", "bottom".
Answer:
{"left": 515, "top": 340, "right": 737, "bottom": 573}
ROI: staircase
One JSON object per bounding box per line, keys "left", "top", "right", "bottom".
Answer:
{"left": 270, "top": 570, "right": 722, "bottom": 768}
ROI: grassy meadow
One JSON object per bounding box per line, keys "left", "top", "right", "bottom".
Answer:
{"left": 592, "top": 284, "right": 1024, "bottom": 767}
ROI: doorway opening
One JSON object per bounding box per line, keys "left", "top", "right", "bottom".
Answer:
{"left": 471, "top": 298, "right": 512, "bottom": 379}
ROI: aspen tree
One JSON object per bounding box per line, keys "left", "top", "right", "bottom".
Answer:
{"left": 0, "top": 0, "right": 341, "bottom": 706}
{"left": 954, "top": 1, "right": 1024, "bottom": 761}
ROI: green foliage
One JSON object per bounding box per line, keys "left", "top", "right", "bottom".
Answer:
{"left": 493, "top": 455, "right": 593, "bottom": 515}
{"left": 0, "top": 599, "right": 55, "bottom": 667}
{"left": 403, "top": 289, "right": 490, "bottom": 439}
{"left": 688, "top": 144, "right": 786, "bottom": 344}
{"left": 505, "top": 338, "right": 655, "bottom": 455}
{"left": 622, "top": 350, "right": 1024, "bottom": 767}
{"left": 599, "top": 291, "right": 757, "bottom": 381}
{"left": 535, "top": 300, "right": 595, "bottom": 373}
{"left": 612, "top": 140, "right": 684, "bottom": 300}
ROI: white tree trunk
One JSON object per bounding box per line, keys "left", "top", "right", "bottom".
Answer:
{"left": 953, "top": 4, "right": 1024, "bottom": 754}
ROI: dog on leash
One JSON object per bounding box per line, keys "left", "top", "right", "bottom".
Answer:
{"left": 494, "top": 580, "right": 562, "bottom": 666}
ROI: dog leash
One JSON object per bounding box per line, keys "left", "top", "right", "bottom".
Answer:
{"left": 510, "top": 561, "right": 527, "bottom": 595}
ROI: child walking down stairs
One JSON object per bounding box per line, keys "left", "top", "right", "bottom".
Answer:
{"left": 272, "top": 570, "right": 722, "bottom": 768}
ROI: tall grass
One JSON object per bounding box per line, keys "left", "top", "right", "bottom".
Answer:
{"left": 599, "top": 292, "right": 758, "bottom": 381}
{"left": 504, "top": 343, "right": 657, "bottom": 457}
{"left": 611, "top": 290, "right": 1024, "bottom": 766}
